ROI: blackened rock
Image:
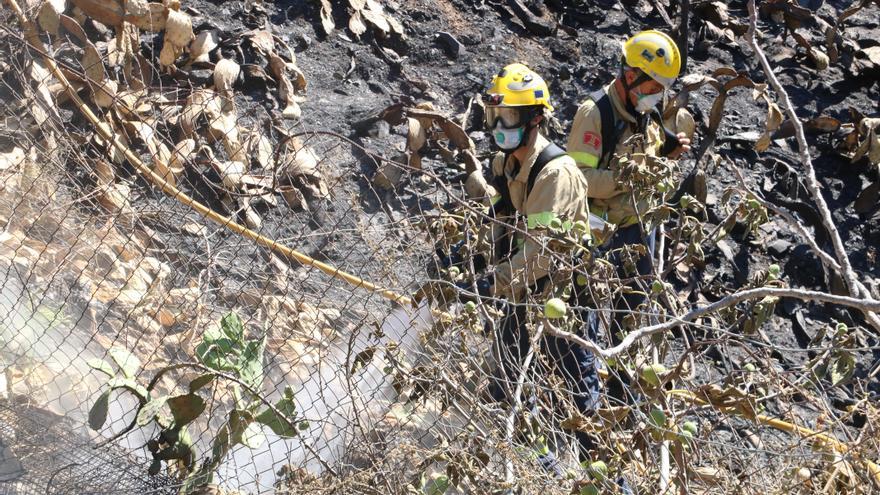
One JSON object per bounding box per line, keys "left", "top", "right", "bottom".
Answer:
{"left": 187, "top": 68, "right": 214, "bottom": 87}
{"left": 767, "top": 238, "right": 792, "bottom": 258}
{"left": 436, "top": 32, "right": 464, "bottom": 59}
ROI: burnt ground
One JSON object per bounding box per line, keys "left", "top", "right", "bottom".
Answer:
{"left": 171, "top": 0, "right": 880, "bottom": 385}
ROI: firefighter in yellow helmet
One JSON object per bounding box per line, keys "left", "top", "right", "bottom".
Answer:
{"left": 461, "top": 62, "right": 603, "bottom": 476}
{"left": 565, "top": 30, "right": 695, "bottom": 401}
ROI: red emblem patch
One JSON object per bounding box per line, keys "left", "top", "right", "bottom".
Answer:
{"left": 582, "top": 131, "right": 602, "bottom": 149}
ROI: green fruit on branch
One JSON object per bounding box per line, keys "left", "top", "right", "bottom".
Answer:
{"left": 649, "top": 407, "right": 667, "bottom": 428}
{"left": 588, "top": 460, "right": 608, "bottom": 482}
{"left": 767, "top": 264, "right": 780, "bottom": 280}
{"left": 544, "top": 298, "right": 567, "bottom": 319}
{"left": 681, "top": 420, "right": 698, "bottom": 436}
{"left": 640, "top": 363, "right": 667, "bottom": 387}
{"left": 464, "top": 301, "right": 476, "bottom": 312}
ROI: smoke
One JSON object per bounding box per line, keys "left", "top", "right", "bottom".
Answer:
{"left": 213, "top": 303, "right": 434, "bottom": 492}
{"left": 0, "top": 270, "right": 435, "bottom": 493}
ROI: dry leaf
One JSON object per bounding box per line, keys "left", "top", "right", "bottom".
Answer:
{"left": 189, "top": 30, "right": 219, "bottom": 63}
{"left": 37, "top": 1, "right": 62, "bottom": 35}
{"left": 99, "top": 182, "right": 131, "bottom": 211}
{"left": 245, "top": 131, "right": 273, "bottom": 169}
{"left": 319, "top": 0, "right": 334, "bottom": 35}
{"left": 211, "top": 159, "right": 246, "bottom": 189}
{"left": 159, "top": 9, "right": 193, "bottom": 68}
{"left": 71, "top": 0, "right": 124, "bottom": 26}
{"left": 213, "top": 58, "right": 240, "bottom": 97}
{"left": 59, "top": 14, "right": 88, "bottom": 44}
{"left": 28, "top": 59, "right": 60, "bottom": 126}
{"left": 348, "top": 10, "right": 367, "bottom": 37}
{"left": 93, "top": 158, "right": 115, "bottom": 184}
{"left": 361, "top": 8, "right": 391, "bottom": 34}
{"left": 122, "top": 120, "right": 175, "bottom": 186}
{"left": 852, "top": 118, "right": 880, "bottom": 165}
{"left": 169, "top": 138, "right": 195, "bottom": 175}
{"left": 92, "top": 79, "right": 118, "bottom": 108}
{"left": 82, "top": 41, "right": 106, "bottom": 82}
{"left": 127, "top": 2, "right": 166, "bottom": 31}
{"left": 0, "top": 147, "right": 26, "bottom": 171}
{"left": 246, "top": 29, "right": 275, "bottom": 55}
{"left": 179, "top": 89, "right": 222, "bottom": 137}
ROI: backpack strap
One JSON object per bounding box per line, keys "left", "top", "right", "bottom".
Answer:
{"left": 592, "top": 92, "right": 620, "bottom": 169}
{"left": 526, "top": 142, "right": 566, "bottom": 197}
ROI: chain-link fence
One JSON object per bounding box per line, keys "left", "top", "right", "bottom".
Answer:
{"left": 0, "top": 1, "right": 878, "bottom": 494}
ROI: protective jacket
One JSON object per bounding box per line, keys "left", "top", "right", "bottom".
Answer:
{"left": 489, "top": 135, "right": 591, "bottom": 300}
{"left": 566, "top": 82, "right": 694, "bottom": 226}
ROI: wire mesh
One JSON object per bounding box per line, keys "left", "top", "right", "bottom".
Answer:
{"left": 0, "top": 2, "right": 877, "bottom": 495}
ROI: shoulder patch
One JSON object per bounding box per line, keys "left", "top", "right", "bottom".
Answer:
{"left": 582, "top": 131, "right": 602, "bottom": 149}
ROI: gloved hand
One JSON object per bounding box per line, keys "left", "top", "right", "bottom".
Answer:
{"left": 437, "top": 239, "right": 487, "bottom": 272}
{"left": 455, "top": 274, "right": 494, "bottom": 303}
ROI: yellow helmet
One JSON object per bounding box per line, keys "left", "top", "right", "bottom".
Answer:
{"left": 484, "top": 63, "right": 554, "bottom": 112}
{"left": 622, "top": 30, "right": 681, "bottom": 89}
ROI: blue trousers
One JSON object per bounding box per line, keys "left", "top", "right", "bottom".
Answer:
{"left": 594, "top": 223, "right": 656, "bottom": 402}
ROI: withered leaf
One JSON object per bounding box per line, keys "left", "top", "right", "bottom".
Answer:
{"left": 82, "top": 41, "right": 106, "bottom": 82}
{"left": 319, "top": 0, "right": 334, "bottom": 35}
{"left": 59, "top": 14, "right": 88, "bottom": 45}
{"left": 169, "top": 138, "right": 196, "bottom": 175}
{"left": 213, "top": 58, "right": 240, "bottom": 97}
{"left": 190, "top": 30, "right": 220, "bottom": 64}
{"left": 126, "top": 3, "right": 167, "bottom": 32}
{"left": 37, "top": 1, "right": 62, "bottom": 35}
{"left": 71, "top": 0, "right": 124, "bottom": 26}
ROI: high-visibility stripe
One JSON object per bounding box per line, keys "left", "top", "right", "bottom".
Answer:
{"left": 527, "top": 211, "right": 557, "bottom": 229}
{"left": 569, "top": 151, "right": 600, "bottom": 169}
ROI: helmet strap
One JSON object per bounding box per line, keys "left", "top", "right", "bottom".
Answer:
{"left": 619, "top": 63, "right": 654, "bottom": 116}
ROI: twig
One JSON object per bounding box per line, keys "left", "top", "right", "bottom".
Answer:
{"left": 544, "top": 287, "right": 880, "bottom": 359}
{"left": 745, "top": 0, "right": 880, "bottom": 333}
{"left": 504, "top": 321, "right": 544, "bottom": 487}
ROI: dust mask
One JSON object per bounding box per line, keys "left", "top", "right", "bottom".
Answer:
{"left": 492, "top": 123, "right": 525, "bottom": 150}
{"left": 634, "top": 91, "right": 664, "bottom": 114}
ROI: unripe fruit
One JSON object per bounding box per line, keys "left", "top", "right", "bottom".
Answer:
{"left": 678, "top": 429, "right": 694, "bottom": 444}
{"left": 651, "top": 280, "right": 664, "bottom": 294}
{"left": 588, "top": 460, "right": 608, "bottom": 482}
{"left": 835, "top": 322, "right": 847, "bottom": 335}
{"left": 464, "top": 301, "right": 476, "bottom": 312}
{"left": 572, "top": 220, "right": 589, "bottom": 235}
{"left": 767, "top": 264, "right": 780, "bottom": 280}
{"left": 544, "top": 298, "right": 567, "bottom": 319}
{"left": 641, "top": 363, "right": 667, "bottom": 387}
{"left": 744, "top": 363, "right": 757, "bottom": 373}
{"left": 448, "top": 266, "right": 460, "bottom": 277}
{"left": 649, "top": 408, "right": 666, "bottom": 427}
{"left": 682, "top": 421, "right": 698, "bottom": 436}
{"left": 576, "top": 274, "right": 588, "bottom": 286}
{"left": 579, "top": 483, "right": 599, "bottom": 495}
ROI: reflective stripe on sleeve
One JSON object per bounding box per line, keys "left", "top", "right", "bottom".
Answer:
{"left": 568, "top": 151, "right": 600, "bottom": 169}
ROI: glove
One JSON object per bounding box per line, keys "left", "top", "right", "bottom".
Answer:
{"left": 455, "top": 275, "right": 494, "bottom": 303}
{"left": 438, "top": 239, "right": 487, "bottom": 272}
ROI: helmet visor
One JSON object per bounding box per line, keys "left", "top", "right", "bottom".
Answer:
{"left": 485, "top": 106, "right": 529, "bottom": 128}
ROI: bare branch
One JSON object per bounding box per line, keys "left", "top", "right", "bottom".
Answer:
{"left": 745, "top": 0, "right": 880, "bottom": 333}
{"left": 549, "top": 287, "right": 880, "bottom": 359}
